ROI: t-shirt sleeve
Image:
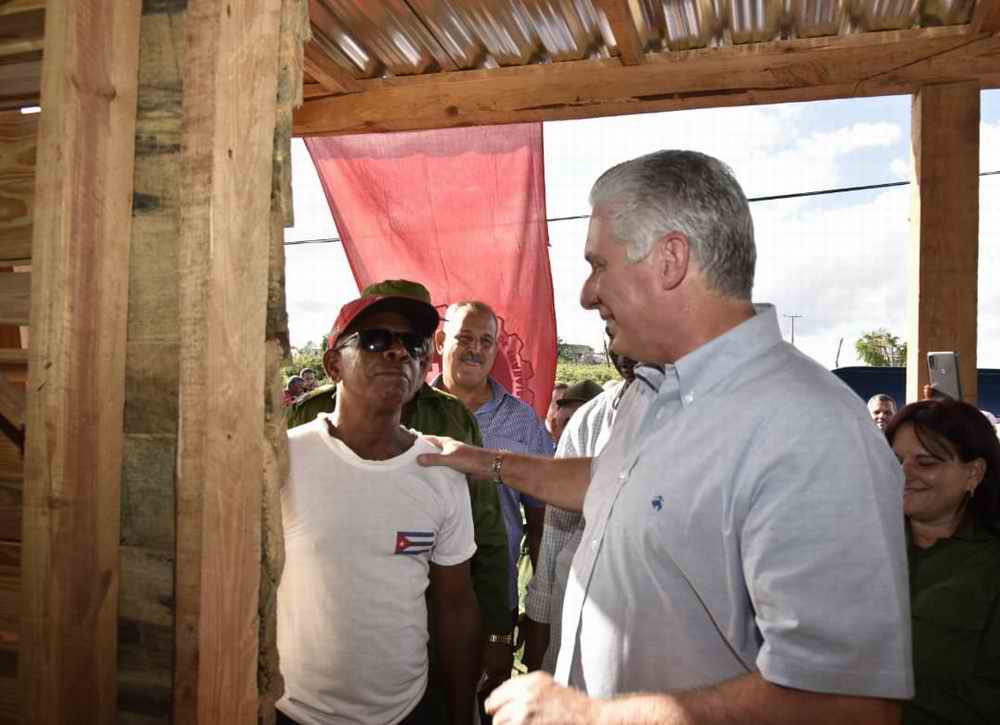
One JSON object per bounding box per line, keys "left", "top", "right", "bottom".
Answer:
{"left": 431, "top": 470, "right": 477, "bottom": 567}
{"left": 740, "top": 400, "right": 914, "bottom": 700}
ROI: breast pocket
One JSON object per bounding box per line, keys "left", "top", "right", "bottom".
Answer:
{"left": 912, "top": 579, "right": 993, "bottom": 677}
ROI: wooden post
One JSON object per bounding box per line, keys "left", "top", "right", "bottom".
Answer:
{"left": 907, "top": 82, "right": 980, "bottom": 404}
{"left": 173, "top": 0, "right": 283, "bottom": 721}
{"left": 19, "top": 0, "right": 141, "bottom": 722}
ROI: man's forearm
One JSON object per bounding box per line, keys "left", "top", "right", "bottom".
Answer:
{"left": 596, "top": 673, "right": 902, "bottom": 725}
{"left": 435, "top": 598, "right": 482, "bottom": 725}
{"left": 496, "top": 454, "right": 592, "bottom": 512}
{"left": 419, "top": 441, "right": 593, "bottom": 511}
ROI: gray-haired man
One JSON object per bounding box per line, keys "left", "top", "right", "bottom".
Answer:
{"left": 419, "top": 150, "right": 911, "bottom": 724}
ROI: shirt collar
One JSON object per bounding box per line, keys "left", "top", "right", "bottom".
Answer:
{"left": 668, "top": 303, "right": 784, "bottom": 408}
{"left": 430, "top": 374, "right": 508, "bottom": 412}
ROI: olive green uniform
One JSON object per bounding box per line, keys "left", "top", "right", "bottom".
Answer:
{"left": 905, "top": 513, "right": 1000, "bottom": 724}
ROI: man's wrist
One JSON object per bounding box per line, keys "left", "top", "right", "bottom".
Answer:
{"left": 490, "top": 450, "right": 508, "bottom": 484}
{"left": 486, "top": 632, "right": 515, "bottom": 647}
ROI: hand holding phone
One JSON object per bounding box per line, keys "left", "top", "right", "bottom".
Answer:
{"left": 927, "top": 352, "right": 962, "bottom": 401}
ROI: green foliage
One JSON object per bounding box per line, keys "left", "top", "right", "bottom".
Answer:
{"left": 855, "top": 329, "right": 907, "bottom": 367}
{"left": 555, "top": 360, "right": 621, "bottom": 386}
{"left": 283, "top": 340, "right": 328, "bottom": 385}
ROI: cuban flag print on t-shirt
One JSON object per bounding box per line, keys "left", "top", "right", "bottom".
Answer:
{"left": 395, "top": 530, "right": 435, "bottom": 555}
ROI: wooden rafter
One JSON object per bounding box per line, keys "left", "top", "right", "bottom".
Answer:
{"left": 294, "top": 25, "right": 1000, "bottom": 136}
{"left": 303, "top": 35, "right": 362, "bottom": 95}
{"left": 595, "top": 0, "right": 645, "bottom": 65}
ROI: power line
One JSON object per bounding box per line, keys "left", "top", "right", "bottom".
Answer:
{"left": 283, "top": 169, "right": 1000, "bottom": 247}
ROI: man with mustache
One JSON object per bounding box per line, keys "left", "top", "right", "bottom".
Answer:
{"left": 433, "top": 301, "right": 555, "bottom": 687}
{"left": 277, "top": 292, "right": 480, "bottom": 725}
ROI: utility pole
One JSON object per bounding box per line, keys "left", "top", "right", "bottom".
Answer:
{"left": 835, "top": 337, "right": 844, "bottom": 368}
{"left": 783, "top": 314, "right": 803, "bottom": 346}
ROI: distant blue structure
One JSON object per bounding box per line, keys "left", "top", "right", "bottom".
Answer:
{"left": 831, "top": 366, "right": 1000, "bottom": 413}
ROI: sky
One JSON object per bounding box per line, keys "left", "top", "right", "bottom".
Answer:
{"left": 284, "top": 90, "right": 1000, "bottom": 371}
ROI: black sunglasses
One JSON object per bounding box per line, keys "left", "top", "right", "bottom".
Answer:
{"left": 335, "top": 328, "right": 428, "bottom": 358}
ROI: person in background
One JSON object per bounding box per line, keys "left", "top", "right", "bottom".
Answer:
{"left": 548, "top": 380, "right": 603, "bottom": 444}
{"left": 545, "top": 383, "right": 569, "bottom": 438}
{"left": 287, "top": 280, "right": 513, "bottom": 713}
{"left": 885, "top": 398, "right": 1000, "bottom": 725}
{"left": 278, "top": 292, "right": 480, "bottom": 725}
{"left": 299, "top": 367, "right": 319, "bottom": 392}
{"left": 868, "top": 393, "right": 898, "bottom": 431}
{"left": 523, "top": 350, "right": 636, "bottom": 674}
{"left": 283, "top": 375, "right": 305, "bottom": 407}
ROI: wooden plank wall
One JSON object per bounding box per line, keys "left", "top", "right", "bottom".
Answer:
{"left": 19, "top": 0, "right": 142, "bottom": 722}
{"left": 907, "top": 81, "right": 981, "bottom": 404}
{"left": 117, "top": 1, "right": 186, "bottom": 722}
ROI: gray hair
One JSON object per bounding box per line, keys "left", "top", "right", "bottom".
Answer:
{"left": 868, "top": 393, "right": 897, "bottom": 408}
{"left": 589, "top": 150, "right": 755, "bottom": 300}
{"left": 443, "top": 300, "right": 498, "bottom": 332}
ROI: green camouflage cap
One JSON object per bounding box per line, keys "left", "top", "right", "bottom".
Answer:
{"left": 361, "top": 279, "right": 432, "bottom": 304}
{"left": 557, "top": 379, "right": 604, "bottom": 407}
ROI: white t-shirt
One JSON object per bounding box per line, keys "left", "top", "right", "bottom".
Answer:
{"left": 277, "top": 415, "right": 476, "bottom": 725}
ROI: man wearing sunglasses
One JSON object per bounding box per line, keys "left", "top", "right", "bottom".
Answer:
{"left": 277, "top": 293, "right": 481, "bottom": 725}
{"left": 289, "top": 280, "right": 513, "bottom": 711}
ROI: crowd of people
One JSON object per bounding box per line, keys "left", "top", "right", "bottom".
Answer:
{"left": 276, "top": 149, "right": 1000, "bottom": 725}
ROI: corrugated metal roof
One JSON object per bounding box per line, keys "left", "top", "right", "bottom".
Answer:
{"left": 307, "top": 0, "right": 980, "bottom": 82}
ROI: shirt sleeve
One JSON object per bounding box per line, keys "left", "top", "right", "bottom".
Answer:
{"left": 740, "top": 403, "right": 914, "bottom": 700}
{"left": 431, "top": 470, "right": 477, "bottom": 567}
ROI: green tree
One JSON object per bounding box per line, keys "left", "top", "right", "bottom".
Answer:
{"left": 855, "top": 329, "right": 907, "bottom": 367}
{"left": 283, "top": 339, "right": 328, "bottom": 383}
{"left": 555, "top": 361, "right": 621, "bottom": 386}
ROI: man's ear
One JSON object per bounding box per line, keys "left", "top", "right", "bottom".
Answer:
{"left": 434, "top": 328, "right": 446, "bottom": 355}
{"left": 651, "top": 231, "right": 690, "bottom": 291}
{"left": 323, "top": 348, "right": 343, "bottom": 384}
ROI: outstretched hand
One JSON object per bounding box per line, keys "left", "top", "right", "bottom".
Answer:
{"left": 417, "top": 436, "right": 492, "bottom": 479}
{"left": 484, "top": 672, "right": 598, "bottom": 725}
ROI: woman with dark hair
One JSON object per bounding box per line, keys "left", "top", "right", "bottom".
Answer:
{"left": 884, "top": 399, "right": 1000, "bottom": 724}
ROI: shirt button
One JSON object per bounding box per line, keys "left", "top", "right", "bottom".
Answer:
{"left": 683, "top": 393, "right": 694, "bottom": 404}
{"left": 619, "top": 471, "right": 627, "bottom": 481}
{"left": 591, "top": 539, "right": 599, "bottom": 550}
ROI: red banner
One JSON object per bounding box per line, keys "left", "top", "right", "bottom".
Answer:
{"left": 305, "top": 124, "right": 556, "bottom": 417}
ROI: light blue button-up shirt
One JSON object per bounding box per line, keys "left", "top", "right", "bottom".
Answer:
{"left": 555, "top": 304, "right": 913, "bottom": 700}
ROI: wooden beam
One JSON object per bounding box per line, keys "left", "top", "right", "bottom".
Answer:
{"left": 303, "top": 36, "right": 361, "bottom": 95}
{"left": 0, "top": 60, "right": 40, "bottom": 111}
{"left": 0, "top": 1, "right": 45, "bottom": 60}
{"left": 0, "top": 374, "right": 23, "bottom": 431}
{"left": 906, "top": 82, "right": 980, "bottom": 405}
{"left": 0, "top": 272, "right": 29, "bottom": 326}
{"left": 19, "top": 0, "right": 141, "bottom": 722}
{"left": 595, "top": 0, "right": 645, "bottom": 65}
{"left": 0, "top": 111, "right": 36, "bottom": 262}
{"left": 294, "top": 25, "right": 1000, "bottom": 135}
{"left": 972, "top": 0, "right": 1000, "bottom": 33}
{"left": 174, "top": 0, "right": 282, "bottom": 721}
